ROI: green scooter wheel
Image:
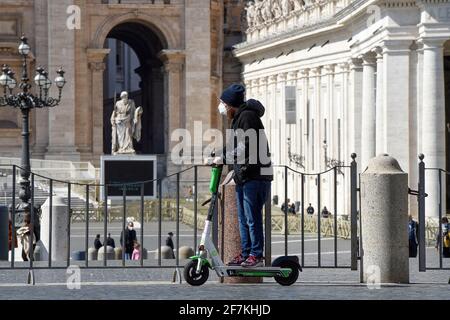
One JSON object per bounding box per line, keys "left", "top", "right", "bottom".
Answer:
{"left": 273, "top": 260, "right": 299, "bottom": 286}
{"left": 184, "top": 260, "right": 209, "bottom": 286}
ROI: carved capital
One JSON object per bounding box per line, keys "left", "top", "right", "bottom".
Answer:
{"left": 336, "top": 62, "right": 350, "bottom": 73}
{"left": 323, "top": 64, "right": 336, "bottom": 75}
{"left": 88, "top": 62, "right": 106, "bottom": 72}
{"left": 158, "top": 49, "right": 185, "bottom": 74}
{"left": 309, "top": 67, "right": 322, "bottom": 77}
{"left": 86, "top": 48, "right": 110, "bottom": 62}
{"left": 359, "top": 52, "right": 377, "bottom": 65}
{"left": 259, "top": 76, "right": 268, "bottom": 86}
{"left": 372, "top": 46, "right": 383, "bottom": 60}
{"left": 277, "top": 72, "right": 288, "bottom": 82}
{"left": 268, "top": 74, "right": 278, "bottom": 84}
{"left": 348, "top": 57, "right": 363, "bottom": 70}
{"left": 299, "top": 68, "right": 310, "bottom": 79}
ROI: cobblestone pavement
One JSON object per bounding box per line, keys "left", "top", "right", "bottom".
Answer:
{"left": 1, "top": 221, "right": 448, "bottom": 300}
{"left": 0, "top": 263, "right": 448, "bottom": 300}
{"left": 0, "top": 281, "right": 448, "bottom": 300}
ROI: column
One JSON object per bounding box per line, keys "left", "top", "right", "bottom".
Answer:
{"left": 299, "top": 69, "right": 310, "bottom": 204}
{"left": 360, "top": 52, "right": 377, "bottom": 170}
{"left": 287, "top": 71, "right": 298, "bottom": 200}
{"left": 335, "top": 62, "right": 351, "bottom": 215}
{"left": 267, "top": 75, "right": 278, "bottom": 199}
{"left": 421, "top": 38, "right": 446, "bottom": 219}
{"left": 348, "top": 57, "right": 363, "bottom": 168}
{"left": 417, "top": 42, "right": 424, "bottom": 164}
{"left": 252, "top": 79, "right": 260, "bottom": 102}
{"left": 185, "top": 0, "right": 211, "bottom": 133}
{"left": 87, "top": 49, "right": 110, "bottom": 159}
{"left": 300, "top": 68, "right": 310, "bottom": 165}
{"left": 32, "top": 0, "right": 49, "bottom": 158}
{"left": 158, "top": 50, "right": 185, "bottom": 175}
{"left": 277, "top": 72, "right": 287, "bottom": 171}
{"left": 311, "top": 67, "right": 322, "bottom": 172}
{"left": 382, "top": 40, "right": 411, "bottom": 179}
{"left": 258, "top": 76, "right": 268, "bottom": 121}
{"left": 45, "top": 0, "right": 79, "bottom": 160}
{"left": 338, "top": 62, "right": 350, "bottom": 216}
{"left": 374, "top": 47, "right": 385, "bottom": 155}
{"left": 338, "top": 62, "right": 350, "bottom": 164}
{"left": 277, "top": 73, "right": 287, "bottom": 202}
{"left": 323, "top": 64, "right": 335, "bottom": 209}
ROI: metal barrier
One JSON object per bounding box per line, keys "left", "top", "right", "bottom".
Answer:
{"left": 417, "top": 155, "right": 450, "bottom": 271}
{"left": 0, "top": 155, "right": 362, "bottom": 278}
{"left": 271, "top": 153, "right": 360, "bottom": 269}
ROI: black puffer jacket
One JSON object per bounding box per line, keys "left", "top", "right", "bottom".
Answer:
{"left": 223, "top": 99, "right": 273, "bottom": 185}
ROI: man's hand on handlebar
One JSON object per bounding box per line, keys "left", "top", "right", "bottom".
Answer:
{"left": 204, "top": 156, "right": 223, "bottom": 166}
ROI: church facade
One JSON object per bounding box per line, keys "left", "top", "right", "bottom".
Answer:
{"left": 235, "top": 0, "right": 450, "bottom": 218}
{"left": 0, "top": 0, "right": 245, "bottom": 177}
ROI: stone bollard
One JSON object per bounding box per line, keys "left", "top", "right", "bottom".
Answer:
{"left": 88, "top": 248, "right": 98, "bottom": 261}
{"left": 114, "top": 247, "right": 122, "bottom": 260}
{"left": 33, "top": 245, "right": 41, "bottom": 261}
{"left": 71, "top": 251, "right": 85, "bottom": 261}
{"left": 97, "top": 246, "right": 115, "bottom": 261}
{"left": 40, "top": 197, "right": 69, "bottom": 262}
{"left": 218, "top": 171, "right": 262, "bottom": 284}
{"left": 155, "top": 246, "right": 174, "bottom": 259}
{"left": 142, "top": 248, "right": 148, "bottom": 260}
{"left": 0, "top": 206, "right": 8, "bottom": 261}
{"left": 361, "top": 154, "right": 409, "bottom": 284}
{"left": 178, "top": 246, "right": 195, "bottom": 260}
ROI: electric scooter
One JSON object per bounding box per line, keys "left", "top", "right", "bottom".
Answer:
{"left": 184, "top": 161, "right": 302, "bottom": 286}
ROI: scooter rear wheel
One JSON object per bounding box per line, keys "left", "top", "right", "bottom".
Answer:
{"left": 273, "top": 260, "right": 299, "bottom": 286}
{"left": 184, "top": 260, "right": 209, "bottom": 286}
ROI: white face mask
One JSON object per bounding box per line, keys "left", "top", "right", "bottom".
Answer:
{"left": 218, "top": 102, "right": 228, "bottom": 115}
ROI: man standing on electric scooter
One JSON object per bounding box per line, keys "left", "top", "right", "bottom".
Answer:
{"left": 209, "top": 84, "right": 273, "bottom": 267}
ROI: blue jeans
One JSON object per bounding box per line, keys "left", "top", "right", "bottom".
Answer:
{"left": 235, "top": 180, "right": 271, "bottom": 258}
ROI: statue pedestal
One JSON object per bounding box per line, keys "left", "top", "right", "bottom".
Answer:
{"left": 100, "top": 155, "right": 157, "bottom": 201}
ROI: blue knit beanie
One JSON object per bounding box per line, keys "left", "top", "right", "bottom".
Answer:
{"left": 220, "top": 84, "right": 246, "bottom": 108}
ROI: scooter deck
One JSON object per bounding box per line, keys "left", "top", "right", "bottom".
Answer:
{"left": 216, "top": 266, "right": 292, "bottom": 278}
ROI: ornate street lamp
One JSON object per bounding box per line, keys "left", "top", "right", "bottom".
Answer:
{"left": 287, "top": 137, "right": 305, "bottom": 169}
{"left": 0, "top": 36, "right": 66, "bottom": 227}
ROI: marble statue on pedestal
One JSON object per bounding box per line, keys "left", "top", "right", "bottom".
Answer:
{"left": 111, "top": 91, "right": 143, "bottom": 155}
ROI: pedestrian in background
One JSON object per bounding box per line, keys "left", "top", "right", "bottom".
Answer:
{"left": 94, "top": 234, "right": 102, "bottom": 250}
{"left": 166, "top": 232, "right": 175, "bottom": 258}
{"left": 120, "top": 222, "right": 137, "bottom": 260}
{"left": 435, "top": 217, "right": 450, "bottom": 258}
{"left": 321, "top": 206, "right": 330, "bottom": 218}
{"left": 106, "top": 233, "right": 115, "bottom": 248}
{"left": 408, "top": 215, "right": 419, "bottom": 258}
{"left": 132, "top": 241, "right": 141, "bottom": 261}
{"left": 307, "top": 203, "right": 314, "bottom": 215}
{"left": 289, "top": 203, "right": 296, "bottom": 214}
{"left": 281, "top": 198, "right": 291, "bottom": 214}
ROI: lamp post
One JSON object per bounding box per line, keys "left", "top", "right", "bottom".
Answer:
{"left": 287, "top": 137, "right": 305, "bottom": 169}
{"left": 0, "top": 36, "right": 66, "bottom": 228}
{"left": 323, "top": 139, "right": 328, "bottom": 169}
{"left": 323, "top": 139, "right": 345, "bottom": 174}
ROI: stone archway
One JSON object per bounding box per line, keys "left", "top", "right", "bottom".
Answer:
{"left": 102, "top": 22, "right": 165, "bottom": 155}
{"left": 91, "top": 13, "right": 178, "bottom": 51}
{"left": 86, "top": 15, "right": 185, "bottom": 176}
